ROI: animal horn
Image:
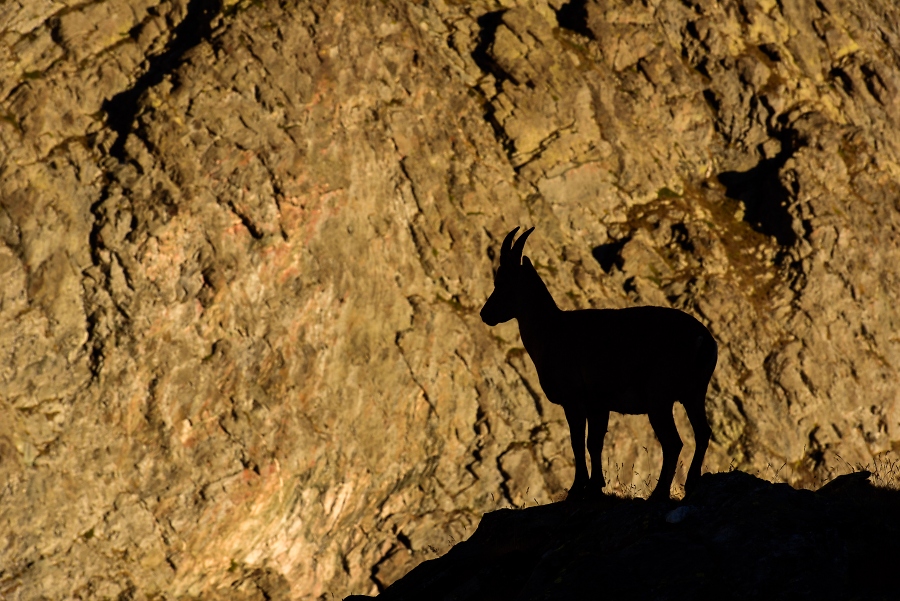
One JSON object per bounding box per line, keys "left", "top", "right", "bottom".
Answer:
{"left": 509, "top": 227, "right": 535, "bottom": 265}
{"left": 499, "top": 227, "right": 520, "bottom": 265}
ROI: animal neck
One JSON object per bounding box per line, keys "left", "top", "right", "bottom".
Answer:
{"left": 515, "top": 266, "right": 560, "bottom": 356}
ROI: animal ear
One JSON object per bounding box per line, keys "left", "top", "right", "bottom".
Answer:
{"left": 500, "top": 227, "right": 520, "bottom": 266}
{"left": 509, "top": 227, "right": 534, "bottom": 265}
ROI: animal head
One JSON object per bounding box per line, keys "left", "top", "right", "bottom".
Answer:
{"left": 480, "top": 226, "right": 535, "bottom": 326}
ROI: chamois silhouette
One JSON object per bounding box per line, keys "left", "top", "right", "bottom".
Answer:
{"left": 481, "top": 227, "right": 718, "bottom": 501}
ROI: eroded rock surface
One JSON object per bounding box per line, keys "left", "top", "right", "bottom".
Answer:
{"left": 1, "top": 0, "right": 899, "bottom": 598}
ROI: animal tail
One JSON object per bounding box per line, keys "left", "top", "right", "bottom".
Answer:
{"left": 694, "top": 333, "right": 718, "bottom": 380}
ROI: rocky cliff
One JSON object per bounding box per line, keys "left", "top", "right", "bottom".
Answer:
{"left": 1, "top": 0, "right": 899, "bottom": 598}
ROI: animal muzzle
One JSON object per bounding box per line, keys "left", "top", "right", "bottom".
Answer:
{"left": 480, "top": 306, "right": 499, "bottom": 326}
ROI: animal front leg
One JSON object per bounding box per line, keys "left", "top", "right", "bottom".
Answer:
{"left": 585, "top": 410, "right": 610, "bottom": 496}
{"left": 564, "top": 404, "right": 588, "bottom": 499}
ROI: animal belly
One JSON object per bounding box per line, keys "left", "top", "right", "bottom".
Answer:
{"left": 606, "top": 387, "right": 651, "bottom": 414}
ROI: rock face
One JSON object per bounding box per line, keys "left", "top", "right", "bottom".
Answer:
{"left": 359, "top": 471, "right": 900, "bottom": 601}
{"left": 1, "top": 0, "right": 899, "bottom": 598}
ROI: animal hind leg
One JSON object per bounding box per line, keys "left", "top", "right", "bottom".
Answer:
{"left": 647, "top": 406, "right": 683, "bottom": 501}
{"left": 683, "top": 392, "right": 712, "bottom": 495}
{"left": 585, "top": 409, "right": 610, "bottom": 496}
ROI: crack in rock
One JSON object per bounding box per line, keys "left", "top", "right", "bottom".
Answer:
{"left": 103, "top": 0, "right": 223, "bottom": 161}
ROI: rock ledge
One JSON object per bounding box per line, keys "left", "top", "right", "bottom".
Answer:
{"left": 350, "top": 471, "right": 899, "bottom": 600}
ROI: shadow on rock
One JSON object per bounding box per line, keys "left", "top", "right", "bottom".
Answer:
{"left": 346, "top": 470, "right": 899, "bottom": 600}
{"left": 716, "top": 128, "right": 802, "bottom": 248}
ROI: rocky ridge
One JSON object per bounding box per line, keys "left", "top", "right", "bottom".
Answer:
{"left": 1, "top": 0, "right": 900, "bottom": 598}
{"left": 348, "top": 470, "right": 900, "bottom": 600}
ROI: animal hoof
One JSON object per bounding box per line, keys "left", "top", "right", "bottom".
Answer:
{"left": 564, "top": 482, "right": 588, "bottom": 502}
{"left": 585, "top": 480, "right": 606, "bottom": 498}
{"left": 647, "top": 489, "right": 672, "bottom": 502}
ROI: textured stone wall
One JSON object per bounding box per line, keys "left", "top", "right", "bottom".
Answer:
{"left": 1, "top": 0, "right": 899, "bottom": 598}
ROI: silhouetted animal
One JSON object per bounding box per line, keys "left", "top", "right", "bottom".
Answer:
{"left": 481, "top": 227, "right": 717, "bottom": 501}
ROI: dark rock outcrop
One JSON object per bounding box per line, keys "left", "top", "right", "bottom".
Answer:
{"left": 358, "top": 471, "right": 900, "bottom": 600}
